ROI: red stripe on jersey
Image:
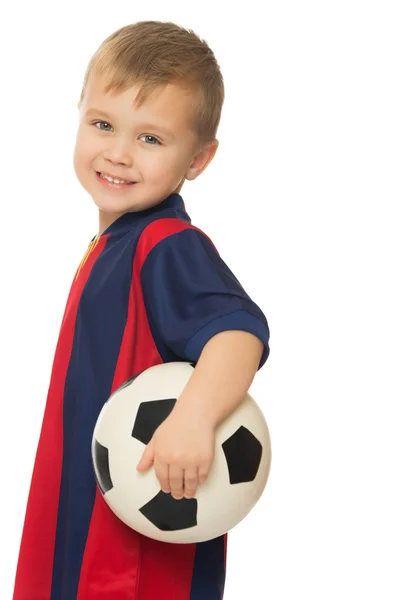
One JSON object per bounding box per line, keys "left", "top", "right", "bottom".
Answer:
{"left": 135, "top": 218, "right": 200, "bottom": 598}
{"left": 13, "top": 236, "right": 107, "bottom": 600}
{"left": 136, "top": 218, "right": 218, "bottom": 264}
{"left": 137, "top": 537, "right": 197, "bottom": 599}
{"left": 77, "top": 488, "right": 143, "bottom": 599}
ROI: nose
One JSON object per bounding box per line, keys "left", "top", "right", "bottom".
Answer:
{"left": 103, "top": 136, "right": 133, "bottom": 167}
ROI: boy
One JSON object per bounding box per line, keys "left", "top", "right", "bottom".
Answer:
{"left": 13, "top": 20, "right": 270, "bottom": 600}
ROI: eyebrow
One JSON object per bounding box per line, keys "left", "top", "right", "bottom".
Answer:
{"left": 84, "top": 108, "right": 175, "bottom": 137}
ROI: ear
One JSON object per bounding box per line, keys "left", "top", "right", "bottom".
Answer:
{"left": 184, "top": 139, "right": 219, "bottom": 181}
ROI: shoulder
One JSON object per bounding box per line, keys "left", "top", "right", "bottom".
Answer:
{"left": 136, "top": 217, "right": 217, "bottom": 267}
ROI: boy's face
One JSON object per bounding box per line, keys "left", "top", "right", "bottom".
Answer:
{"left": 74, "top": 75, "right": 218, "bottom": 232}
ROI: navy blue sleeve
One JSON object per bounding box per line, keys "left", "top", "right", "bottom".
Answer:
{"left": 140, "top": 228, "right": 270, "bottom": 369}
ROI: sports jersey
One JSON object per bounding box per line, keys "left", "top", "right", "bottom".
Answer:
{"left": 13, "top": 193, "right": 270, "bottom": 599}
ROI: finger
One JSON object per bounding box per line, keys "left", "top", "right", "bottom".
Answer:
{"left": 169, "top": 464, "right": 185, "bottom": 499}
{"left": 198, "top": 462, "right": 211, "bottom": 485}
{"left": 136, "top": 442, "right": 154, "bottom": 471}
{"left": 183, "top": 467, "right": 199, "bottom": 499}
{"left": 154, "top": 457, "right": 170, "bottom": 493}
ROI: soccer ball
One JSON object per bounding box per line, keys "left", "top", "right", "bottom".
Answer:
{"left": 92, "top": 362, "right": 271, "bottom": 543}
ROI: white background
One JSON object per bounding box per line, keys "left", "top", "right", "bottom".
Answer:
{"left": 1, "top": 1, "right": 399, "bottom": 598}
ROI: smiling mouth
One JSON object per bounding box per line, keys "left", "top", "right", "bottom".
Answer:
{"left": 96, "top": 172, "right": 136, "bottom": 185}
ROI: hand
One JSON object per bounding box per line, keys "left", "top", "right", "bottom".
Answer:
{"left": 136, "top": 410, "right": 215, "bottom": 500}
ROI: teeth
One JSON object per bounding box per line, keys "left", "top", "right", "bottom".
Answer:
{"left": 100, "top": 173, "right": 132, "bottom": 184}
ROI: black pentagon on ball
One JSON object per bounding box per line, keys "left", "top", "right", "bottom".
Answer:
{"left": 222, "top": 426, "right": 263, "bottom": 484}
{"left": 132, "top": 398, "right": 177, "bottom": 445}
{"left": 93, "top": 439, "right": 113, "bottom": 494}
{"left": 139, "top": 490, "right": 198, "bottom": 531}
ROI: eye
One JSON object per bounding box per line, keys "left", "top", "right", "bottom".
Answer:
{"left": 92, "top": 122, "right": 161, "bottom": 145}
{"left": 94, "top": 121, "right": 113, "bottom": 132}
{"left": 139, "top": 135, "right": 161, "bottom": 145}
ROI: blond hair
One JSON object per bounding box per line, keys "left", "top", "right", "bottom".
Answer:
{"left": 78, "top": 21, "right": 225, "bottom": 145}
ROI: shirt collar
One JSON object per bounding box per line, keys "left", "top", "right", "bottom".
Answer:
{"left": 98, "top": 193, "right": 187, "bottom": 238}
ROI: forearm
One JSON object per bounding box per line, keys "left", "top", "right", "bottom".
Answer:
{"left": 174, "top": 330, "right": 264, "bottom": 429}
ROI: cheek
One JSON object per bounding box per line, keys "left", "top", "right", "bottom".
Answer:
{"left": 149, "top": 149, "right": 186, "bottom": 175}
{"left": 72, "top": 144, "right": 80, "bottom": 174}
{"left": 73, "top": 142, "right": 91, "bottom": 183}
{"left": 74, "top": 135, "right": 94, "bottom": 169}
{"left": 73, "top": 144, "right": 83, "bottom": 175}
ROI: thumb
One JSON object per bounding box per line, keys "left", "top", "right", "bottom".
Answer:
{"left": 136, "top": 440, "right": 155, "bottom": 471}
